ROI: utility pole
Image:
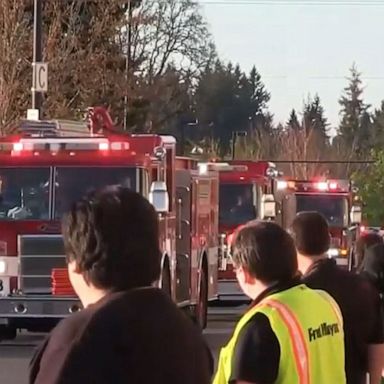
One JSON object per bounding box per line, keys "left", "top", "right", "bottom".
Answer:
{"left": 123, "top": 0, "right": 133, "bottom": 131}
{"left": 32, "top": 0, "right": 43, "bottom": 116}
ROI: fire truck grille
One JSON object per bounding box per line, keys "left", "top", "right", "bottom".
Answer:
{"left": 19, "top": 235, "right": 66, "bottom": 294}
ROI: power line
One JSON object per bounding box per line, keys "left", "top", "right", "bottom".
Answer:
{"left": 198, "top": 1, "right": 384, "bottom": 6}
{"left": 263, "top": 160, "right": 375, "bottom": 164}
{"left": 261, "top": 76, "right": 384, "bottom": 80}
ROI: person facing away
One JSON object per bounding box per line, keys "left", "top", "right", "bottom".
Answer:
{"left": 355, "top": 232, "right": 383, "bottom": 272}
{"left": 290, "top": 212, "right": 384, "bottom": 384}
{"left": 361, "top": 243, "right": 384, "bottom": 299}
{"left": 213, "top": 220, "right": 346, "bottom": 384}
{"left": 30, "top": 186, "right": 212, "bottom": 384}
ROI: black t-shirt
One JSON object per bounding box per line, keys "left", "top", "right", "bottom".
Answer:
{"left": 30, "top": 288, "right": 213, "bottom": 384}
{"left": 229, "top": 278, "right": 300, "bottom": 384}
{"left": 302, "top": 258, "right": 384, "bottom": 384}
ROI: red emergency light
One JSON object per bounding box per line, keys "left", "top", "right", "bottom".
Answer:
{"left": 9, "top": 138, "right": 131, "bottom": 156}
{"left": 276, "top": 179, "right": 350, "bottom": 193}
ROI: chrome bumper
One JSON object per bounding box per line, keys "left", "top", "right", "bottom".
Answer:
{"left": 0, "top": 295, "right": 81, "bottom": 322}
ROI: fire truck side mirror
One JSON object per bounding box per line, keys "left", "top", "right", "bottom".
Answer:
{"left": 153, "top": 146, "right": 166, "bottom": 161}
{"left": 350, "top": 205, "right": 362, "bottom": 225}
{"left": 261, "top": 194, "right": 276, "bottom": 220}
{"left": 265, "top": 167, "right": 279, "bottom": 179}
{"left": 149, "top": 181, "right": 169, "bottom": 213}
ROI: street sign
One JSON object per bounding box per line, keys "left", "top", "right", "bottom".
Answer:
{"left": 32, "top": 62, "right": 48, "bottom": 92}
{"left": 27, "top": 109, "right": 40, "bottom": 121}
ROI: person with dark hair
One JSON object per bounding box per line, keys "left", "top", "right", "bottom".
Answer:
{"left": 355, "top": 232, "right": 383, "bottom": 271}
{"left": 361, "top": 243, "right": 384, "bottom": 297}
{"left": 290, "top": 211, "right": 384, "bottom": 384}
{"left": 214, "top": 221, "right": 346, "bottom": 384}
{"left": 30, "top": 186, "right": 212, "bottom": 384}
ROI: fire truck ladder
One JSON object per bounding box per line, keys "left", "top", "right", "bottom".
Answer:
{"left": 18, "top": 107, "right": 119, "bottom": 138}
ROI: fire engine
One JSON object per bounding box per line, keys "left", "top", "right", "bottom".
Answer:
{"left": 0, "top": 107, "right": 218, "bottom": 339}
{"left": 198, "top": 160, "right": 278, "bottom": 303}
{"left": 275, "top": 178, "right": 362, "bottom": 266}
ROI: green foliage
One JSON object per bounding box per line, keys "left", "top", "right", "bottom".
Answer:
{"left": 353, "top": 150, "right": 384, "bottom": 225}
{"left": 338, "top": 64, "right": 371, "bottom": 155}
{"left": 303, "top": 94, "right": 329, "bottom": 139}
{"left": 287, "top": 109, "right": 300, "bottom": 130}
{"left": 193, "top": 62, "right": 271, "bottom": 155}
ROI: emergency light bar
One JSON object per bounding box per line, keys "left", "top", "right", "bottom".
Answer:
{"left": 198, "top": 162, "right": 248, "bottom": 174}
{"left": 277, "top": 179, "right": 350, "bottom": 192}
{"left": 10, "top": 137, "right": 130, "bottom": 153}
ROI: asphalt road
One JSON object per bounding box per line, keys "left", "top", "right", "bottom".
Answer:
{"left": 0, "top": 306, "right": 245, "bottom": 384}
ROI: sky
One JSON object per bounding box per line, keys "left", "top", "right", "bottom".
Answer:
{"left": 200, "top": 0, "right": 384, "bottom": 130}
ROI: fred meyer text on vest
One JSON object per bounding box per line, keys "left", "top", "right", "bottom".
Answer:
{"left": 308, "top": 323, "right": 340, "bottom": 342}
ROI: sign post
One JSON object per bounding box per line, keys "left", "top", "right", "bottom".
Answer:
{"left": 32, "top": 62, "right": 48, "bottom": 93}
{"left": 31, "top": 0, "right": 43, "bottom": 118}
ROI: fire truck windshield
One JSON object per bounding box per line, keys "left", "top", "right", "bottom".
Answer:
{"left": 54, "top": 167, "right": 137, "bottom": 218}
{"left": 296, "top": 194, "right": 349, "bottom": 227}
{"left": 219, "top": 184, "right": 256, "bottom": 228}
{"left": 0, "top": 167, "right": 50, "bottom": 220}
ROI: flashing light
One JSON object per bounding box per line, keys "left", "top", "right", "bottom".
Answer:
{"left": 0, "top": 260, "right": 7, "bottom": 274}
{"left": 111, "top": 142, "right": 126, "bottom": 150}
{"left": 328, "top": 248, "right": 339, "bottom": 257}
{"left": 329, "top": 182, "right": 338, "bottom": 190}
{"left": 360, "top": 225, "right": 366, "bottom": 233}
{"left": 316, "top": 182, "right": 328, "bottom": 191}
{"left": 340, "top": 249, "right": 348, "bottom": 257}
{"left": 198, "top": 163, "right": 208, "bottom": 175}
{"left": 98, "top": 142, "right": 109, "bottom": 151}
{"left": 13, "top": 142, "right": 23, "bottom": 152}
{"left": 277, "top": 180, "right": 288, "bottom": 190}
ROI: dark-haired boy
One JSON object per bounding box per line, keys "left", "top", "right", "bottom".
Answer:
{"left": 30, "top": 186, "right": 212, "bottom": 384}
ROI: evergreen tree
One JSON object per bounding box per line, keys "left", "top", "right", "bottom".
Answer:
{"left": 338, "top": 64, "right": 370, "bottom": 154}
{"left": 194, "top": 62, "right": 271, "bottom": 155}
{"left": 303, "top": 94, "right": 329, "bottom": 139}
{"left": 248, "top": 66, "right": 271, "bottom": 115}
{"left": 287, "top": 109, "right": 301, "bottom": 130}
{"left": 371, "top": 101, "right": 384, "bottom": 148}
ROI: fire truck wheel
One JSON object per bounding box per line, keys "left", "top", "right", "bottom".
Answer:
{"left": 161, "top": 263, "right": 171, "bottom": 297}
{"left": 195, "top": 266, "right": 208, "bottom": 329}
{"left": 0, "top": 326, "right": 17, "bottom": 341}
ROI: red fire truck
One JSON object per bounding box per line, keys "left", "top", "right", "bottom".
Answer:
{"left": 275, "top": 178, "right": 362, "bottom": 266}
{"left": 199, "top": 160, "right": 278, "bottom": 303}
{"left": 0, "top": 107, "right": 218, "bottom": 339}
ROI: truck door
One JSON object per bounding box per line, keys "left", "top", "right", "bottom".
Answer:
{"left": 175, "top": 170, "right": 192, "bottom": 304}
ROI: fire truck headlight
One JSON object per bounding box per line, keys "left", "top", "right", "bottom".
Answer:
{"left": 277, "top": 180, "right": 288, "bottom": 190}
{"left": 340, "top": 249, "right": 348, "bottom": 257}
{"left": 0, "top": 260, "right": 7, "bottom": 275}
{"left": 198, "top": 163, "right": 208, "bottom": 175}
{"left": 327, "top": 248, "right": 339, "bottom": 258}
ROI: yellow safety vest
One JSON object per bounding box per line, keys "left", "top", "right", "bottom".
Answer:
{"left": 213, "top": 284, "right": 345, "bottom": 384}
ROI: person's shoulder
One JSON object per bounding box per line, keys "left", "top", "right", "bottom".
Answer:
{"left": 231, "top": 312, "right": 280, "bottom": 383}
{"left": 238, "top": 312, "right": 276, "bottom": 343}
{"left": 48, "top": 305, "right": 95, "bottom": 347}
{"left": 93, "top": 287, "right": 172, "bottom": 315}
{"left": 303, "top": 261, "right": 360, "bottom": 286}
{"left": 87, "top": 287, "right": 186, "bottom": 330}
{"left": 337, "top": 268, "right": 379, "bottom": 294}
